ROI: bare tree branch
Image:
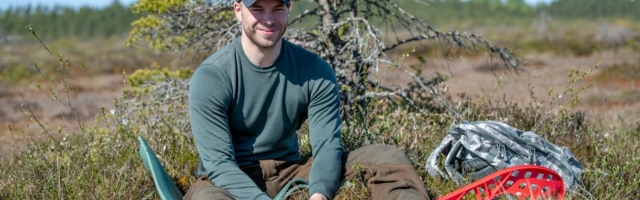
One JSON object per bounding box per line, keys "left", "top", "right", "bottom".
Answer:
{"left": 129, "top": 0, "right": 527, "bottom": 119}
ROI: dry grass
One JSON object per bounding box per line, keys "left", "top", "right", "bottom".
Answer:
{"left": 0, "top": 37, "right": 204, "bottom": 162}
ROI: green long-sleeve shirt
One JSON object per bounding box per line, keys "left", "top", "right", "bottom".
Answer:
{"left": 189, "top": 38, "right": 343, "bottom": 200}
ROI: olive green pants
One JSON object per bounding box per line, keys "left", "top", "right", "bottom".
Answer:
{"left": 184, "top": 144, "right": 430, "bottom": 200}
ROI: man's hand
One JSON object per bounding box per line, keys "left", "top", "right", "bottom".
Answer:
{"left": 309, "top": 193, "right": 328, "bottom": 200}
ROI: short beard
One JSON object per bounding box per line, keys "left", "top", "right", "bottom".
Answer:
{"left": 243, "top": 23, "right": 288, "bottom": 49}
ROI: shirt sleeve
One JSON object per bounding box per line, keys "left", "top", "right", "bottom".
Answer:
{"left": 306, "top": 58, "right": 344, "bottom": 199}
{"left": 189, "top": 65, "right": 271, "bottom": 200}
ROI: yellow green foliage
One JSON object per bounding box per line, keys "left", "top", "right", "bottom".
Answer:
{"left": 127, "top": 14, "right": 195, "bottom": 51}
{"left": 127, "top": 64, "right": 193, "bottom": 87}
{"left": 129, "top": 15, "right": 163, "bottom": 39}
{"left": 126, "top": 0, "right": 191, "bottom": 50}
{"left": 131, "top": 0, "right": 190, "bottom": 14}
{"left": 210, "top": 6, "right": 235, "bottom": 22}
{"left": 126, "top": 0, "right": 236, "bottom": 51}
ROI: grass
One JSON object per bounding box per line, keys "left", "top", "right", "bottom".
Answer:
{"left": 1, "top": 61, "right": 639, "bottom": 200}
{"left": 0, "top": 36, "right": 203, "bottom": 85}
{"left": 1, "top": 22, "right": 640, "bottom": 199}
{"left": 592, "top": 59, "right": 640, "bottom": 83}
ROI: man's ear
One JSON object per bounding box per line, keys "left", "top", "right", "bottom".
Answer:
{"left": 233, "top": 2, "right": 242, "bottom": 22}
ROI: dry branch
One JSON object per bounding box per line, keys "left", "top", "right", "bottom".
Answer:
{"left": 130, "top": 0, "right": 526, "bottom": 119}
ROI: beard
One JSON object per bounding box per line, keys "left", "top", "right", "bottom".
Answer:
{"left": 243, "top": 23, "right": 287, "bottom": 49}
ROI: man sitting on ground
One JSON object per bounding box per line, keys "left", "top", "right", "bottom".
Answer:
{"left": 184, "top": 0, "right": 431, "bottom": 199}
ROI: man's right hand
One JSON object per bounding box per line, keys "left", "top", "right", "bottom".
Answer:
{"left": 309, "top": 193, "right": 328, "bottom": 200}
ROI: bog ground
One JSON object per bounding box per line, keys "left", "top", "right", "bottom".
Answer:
{"left": 1, "top": 42, "right": 638, "bottom": 161}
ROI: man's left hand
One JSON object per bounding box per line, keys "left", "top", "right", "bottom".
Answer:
{"left": 309, "top": 193, "right": 328, "bottom": 200}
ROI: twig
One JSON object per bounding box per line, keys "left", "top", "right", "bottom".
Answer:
{"left": 28, "top": 26, "right": 87, "bottom": 135}
{"left": 20, "top": 94, "right": 69, "bottom": 156}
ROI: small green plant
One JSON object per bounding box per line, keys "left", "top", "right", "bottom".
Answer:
{"left": 533, "top": 64, "right": 599, "bottom": 136}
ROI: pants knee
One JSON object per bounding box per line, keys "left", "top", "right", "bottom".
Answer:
{"left": 191, "top": 185, "right": 235, "bottom": 200}
{"left": 353, "top": 144, "right": 412, "bottom": 165}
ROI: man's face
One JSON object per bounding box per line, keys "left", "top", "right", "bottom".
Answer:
{"left": 234, "top": 0, "right": 289, "bottom": 49}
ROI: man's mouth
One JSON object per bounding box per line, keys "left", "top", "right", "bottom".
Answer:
{"left": 259, "top": 29, "right": 277, "bottom": 35}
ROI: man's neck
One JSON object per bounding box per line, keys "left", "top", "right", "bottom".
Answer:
{"left": 240, "top": 35, "right": 282, "bottom": 67}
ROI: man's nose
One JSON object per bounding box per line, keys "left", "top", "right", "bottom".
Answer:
{"left": 261, "top": 12, "right": 275, "bottom": 25}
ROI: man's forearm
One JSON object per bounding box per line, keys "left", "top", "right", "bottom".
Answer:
{"left": 307, "top": 59, "right": 344, "bottom": 199}
{"left": 308, "top": 141, "right": 342, "bottom": 199}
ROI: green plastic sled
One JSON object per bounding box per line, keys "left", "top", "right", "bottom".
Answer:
{"left": 139, "top": 136, "right": 184, "bottom": 200}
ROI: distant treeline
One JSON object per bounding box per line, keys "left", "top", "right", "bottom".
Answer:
{"left": 1, "top": 0, "right": 639, "bottom": 41}
{"left": 408, "top": 0, "right": 640, "bottom": 23}
{"left": 0, "top": 1, "right": 138, "bottom": 41}
{"left": 544, "top": 0, "right": 640, "bottom": 19}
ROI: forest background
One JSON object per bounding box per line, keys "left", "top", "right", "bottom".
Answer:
{"left": 1, "top": 0, "right": 639, "bottom": 199}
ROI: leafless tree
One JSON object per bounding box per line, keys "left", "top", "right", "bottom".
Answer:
{"left": 129, "top": 0, "right": 525, "bottom": 119}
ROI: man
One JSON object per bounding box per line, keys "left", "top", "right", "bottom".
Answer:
{"left": 185, "top": 0, "right": 431, "bottom": 199}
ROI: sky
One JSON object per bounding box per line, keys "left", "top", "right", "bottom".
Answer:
{"left": 0, "top": 0, "right": 556, "bottom": 11}
{"left": 0, "top": 0, "right": 137, "bottom": 10}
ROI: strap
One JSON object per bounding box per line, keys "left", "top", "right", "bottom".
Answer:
{"left": 469, "top": 122, "right": 529, "bottom": 162}
{"left": 273, "top": 178, "right": 310, "bottom": 200}
{"left": 425, "top": 135, "right": 456, "bottom": 179}
{"left": 545, "top": 153, "right": 579, "bottom": 188}
{"left": 461, "top": 145, "right": 498, "bottom": 172}
{"left": 469, "top": 165, "right": 497, "bottom": 181}
{"left": 480, "top": 144, "right": 500, "bottom": 166}
{"left": 444, "top": 140, "right": 466, "bottom": 185}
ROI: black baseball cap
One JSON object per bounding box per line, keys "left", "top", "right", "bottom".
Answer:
{"left": 236, "top": 0, "right": 291, "bottom": 7}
